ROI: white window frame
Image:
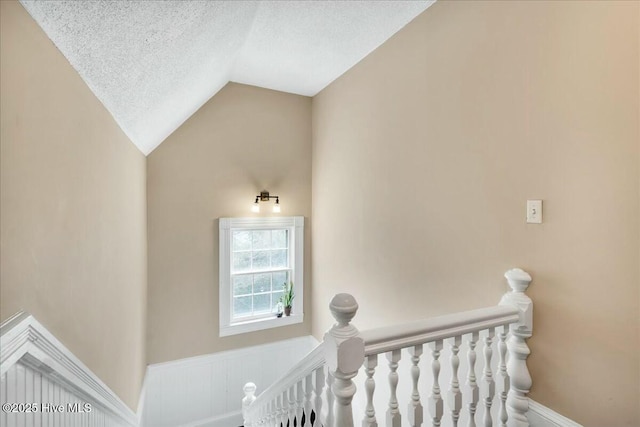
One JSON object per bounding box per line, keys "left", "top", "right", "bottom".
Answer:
{"left": 219, "top": 216, "right": 304, "bottom": 337}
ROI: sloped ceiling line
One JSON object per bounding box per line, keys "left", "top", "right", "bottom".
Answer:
{"left": 19, "top": 0, "right": 434, "bottom": 155}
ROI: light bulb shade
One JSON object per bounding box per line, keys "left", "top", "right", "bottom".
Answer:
{"left": 272, "top": 204, "right": 281, "bottom": 213}
{"left": 251, "top": 203, "right": 260, "bottom": 213}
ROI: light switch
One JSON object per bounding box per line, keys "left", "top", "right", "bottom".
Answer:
{"left": 527, "top": 200, "right": 543, "bottom": 224}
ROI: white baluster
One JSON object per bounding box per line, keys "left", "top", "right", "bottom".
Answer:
{"left": 265, "top": 402, "right": 270, "bottom": 427}
{"left": 362, "top": 354, "right": 378, "bottom": 427}
{"left": 254, "top": 403, "right": 259, "bottom": 426}
{"left": 325, "top": 370, "right": 335, "bottom": 426}
{"left": 482, "top": 328, "right": 496, "bottom": 427}
{"left": 289, "top": 386, "right": 297, "bottom": 425}
{"left": 429, "top": 340, "right": 444, "bottom": 427}
{"left": 324, "top": 293, "right": 364, "bottom": 427}
{"left": 499, "top": 268, "right": 533, "bottom": 427}
{"left": 313, "top": 366, "right": 324, "bottom": 426}
{"left": 276, "top": 394, "right": 283, "bottom": 427}
{"left": 259, "top": 403, "right": 265, "bottom": 427}
{"left": 253, "top": 405, "right": 258, "bottom": 427}
{"left": 449, "top": 336, "right": 462, "bottom": 427}
{"left": 387, "top": 349, "right": 402, "bottom": 427}
{"left": 296, "top": 380, "right": 304, "bottom": 426}
{"left": 467, "top": 332, "right": 480, "bottom": 427}
{"left": 270, "top": 399, "right": 277, "bottom": 427}
{"left": 304, "top": 373, "right": 313, "bottom": 426}
{"left": 282, "top": 389, "right": 288, "bottom": 427}
{"left": 254, "top": 401, "right": 261, "bottom": 426}
{"left": 262, "top": 401, "right": 267, "bottom": 427}
{"left": 243, "top": 382, "right": 257, "bottom": 427}
{"left": 498, "top": 326, "right": 509, "bottom": 427}
{"left": 284, "top": 387, "right": 291, "bottom": 426}
{"left": 408, "top": 345, "right": 424, "bottom": 427}
{"left": 283, "top": 390, "right": 290, "bottom": 426}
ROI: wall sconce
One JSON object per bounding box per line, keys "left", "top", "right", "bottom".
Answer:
{"left": 251, "top": 191, "right": 281, "bottom": 213}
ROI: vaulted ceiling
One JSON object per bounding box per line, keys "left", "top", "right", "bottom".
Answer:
{"left": 19, "top": 1, "right": 434, "bottom": 155}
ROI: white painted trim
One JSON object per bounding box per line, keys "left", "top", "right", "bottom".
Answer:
{"left": 219, "top": 313, "right": 303, "bottom": 337}
{"left": 361, "top": 305, "right": 520, "bottom": 355}
{"left": 220, "top": 216, "right": 304, "bottom": 229}
{"left": 0, "top": 311, "right": 138, "bottom": 427}
{"left": 528, "top": 399, "right": 583, "bottom": 427}
{"left": 219, "top": 216, "right": 305, "bottom": 337}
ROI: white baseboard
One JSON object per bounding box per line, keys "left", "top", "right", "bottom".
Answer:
{"left": 0, "top": 311, "right": 138, "bottom": 427}
{"left": 528, "top": 399, "right": 583, "bottom": 427}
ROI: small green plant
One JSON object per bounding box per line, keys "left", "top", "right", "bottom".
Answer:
{"left": 280, "top": 281, "right": 295, "bottom": 308}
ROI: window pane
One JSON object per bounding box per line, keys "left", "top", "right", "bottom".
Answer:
{"left": 253, "top": 294, "right": 271, "bottom": 315}
{"left": 252, "top": 230, "right": 271, "bottom": 250}
{"left": 233, "top": 252, "right": 252, "bottom": 272}
{"left": 272, "top": 230, "right": 288, "bottom": 248}
{"left": 252, "top": 251, "right": 270, "bottom": 269}
{"left": 232, "top": 231, "right": 252, "bottom": 251}
{"left": 272, "top": 291, "right": 284, "bottom": 309}
{"left": 271, "top": 249, "right": 288, "bottom": 268}
{"left": 232, "top": 275, "right": 252, "bottom": 296}
{"left": 233, "top": 296, "right": 252, "bottom": 318}
{"left": 272, "top": 271, "right": 288, "bottom": 288}
{"left": 254, "top": 273, "right": 271, "bottom": 293}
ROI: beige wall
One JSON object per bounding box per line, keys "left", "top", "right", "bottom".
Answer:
{"left": 0, "top": 1, "right": 147, "bottom": 410}
{"left": 312, "top": 1, "right": 639, "bottom": 426}
{"left": 147, "top": 83, "right": 312, "bottom": 364}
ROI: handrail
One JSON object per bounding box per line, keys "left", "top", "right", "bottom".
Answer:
{"left": 361, "top": 305, "right": 519, "bottom": 356}
{"left": 244, "top": 268, "right": 533, "bottom": 427}
{"left": 247, "top": 342, "right": 325, "bottom": 415}
{"left": 245, "top": 305, "right": 518, "bottom": 415}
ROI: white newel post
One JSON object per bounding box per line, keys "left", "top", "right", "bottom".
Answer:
{"left": 324, "top": 293, "right": 365, "bottom": 427}
{"left": 242, "top": 382, "right": 257, "bottom": 427}
{"left": 499, "top": 268, "right": 533, "bottom": 427}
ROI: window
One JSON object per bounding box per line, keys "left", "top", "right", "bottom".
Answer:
{"left": 219, "top": 216, "right": 304, "bottom": 337}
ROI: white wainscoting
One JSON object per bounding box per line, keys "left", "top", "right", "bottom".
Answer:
{"left": 1, "top": 359, "right": 131, "bottom": 427}
{"left": 141, "top": 335, "right": 319, "bottom": 427}
{"left": 0, "top": 312, "right": 138, "bottom": 427}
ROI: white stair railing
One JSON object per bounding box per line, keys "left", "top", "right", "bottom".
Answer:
{"left": 243, "top": 268, "right": 533, "bottom": 427}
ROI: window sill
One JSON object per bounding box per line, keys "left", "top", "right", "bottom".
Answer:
{"left": 219, "top": 313, "right": 304, "bottom": 337}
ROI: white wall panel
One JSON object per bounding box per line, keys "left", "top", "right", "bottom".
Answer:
{"left": 141, "top": 335, "right": 318, "bottom": 427}
{"left": 1, "top": 313, "right": 138, "bottom": 427}
{"left": 1, "top": 361, "right": 132, "bottom": 427}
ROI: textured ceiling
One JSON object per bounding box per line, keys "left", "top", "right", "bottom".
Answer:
{"left": 19, "top": 1, "right": 434, "bottom": 155}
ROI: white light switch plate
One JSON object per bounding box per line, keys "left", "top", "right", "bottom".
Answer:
{"left": 527, "top": 200, "right": 543, "bottom": 224}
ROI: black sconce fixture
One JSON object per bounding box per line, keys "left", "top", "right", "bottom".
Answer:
{"left": 252, "top": 191, "right": 280, "bottom": 213}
